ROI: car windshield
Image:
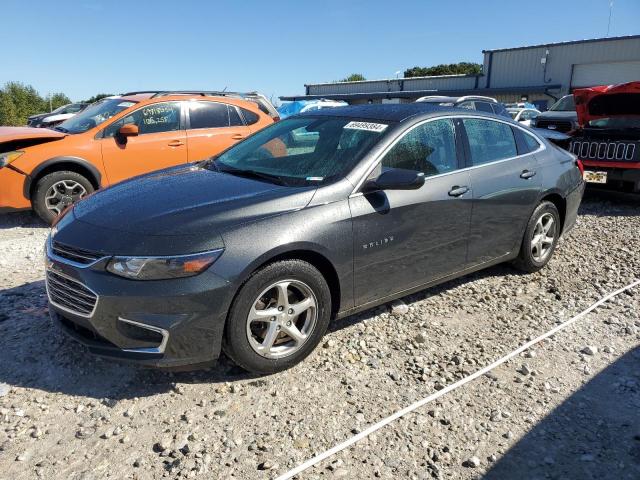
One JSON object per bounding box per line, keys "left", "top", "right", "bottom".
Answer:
{"left": 549, "top": 95, "right": 575, "bottom": 112}
{"left": 64, "top": 103, "right": 86, "bottom": 114}
{"left": 56, "top": 98, "right": 137, "bottom": 134}
{"left": 587, "top": 117, "right": 640, "bottom": 129}
{"left": 211, "top": 116, "right": 390, "bottom": 186}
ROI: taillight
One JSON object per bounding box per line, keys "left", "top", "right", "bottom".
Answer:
{"left": 576, "top": 158, "right": 584, "bottom": 175}
{"left": 272, "top": 115, "right": 280, "bottom": 122}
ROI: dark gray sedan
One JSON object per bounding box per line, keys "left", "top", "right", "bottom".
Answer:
{"left": 45, "top": 104, "right": 584, "bottom": 373}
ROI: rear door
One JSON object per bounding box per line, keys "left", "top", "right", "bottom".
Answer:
{"left": 185, "top": 101, "right": 251, "bottom": 161}
{"left": 461, "top": 117, "right": 542, "bottom": 266}
{"left": 100, "top": 101, "right": 187, "bottom": 185}
{"left": 350, "top": 118, "right": 473, "bottom": 306}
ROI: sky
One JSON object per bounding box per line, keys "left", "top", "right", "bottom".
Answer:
{"left": 1, "top": 0, "right": 639, "bottom": 103}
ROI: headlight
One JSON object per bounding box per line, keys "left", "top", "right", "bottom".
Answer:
{"left": 106, "top": 249, "right": 223, "bottom": 280}
{"left": 0, "top": 151, "right": 24, "bottom": 168}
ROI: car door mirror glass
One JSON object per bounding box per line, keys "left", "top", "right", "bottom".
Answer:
{"left": 364, "top": 169, "right": 425, "bottom": 192}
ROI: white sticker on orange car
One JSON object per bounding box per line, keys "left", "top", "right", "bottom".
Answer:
{"left": 344, "top": 121, "right": 388, "bottom": 132}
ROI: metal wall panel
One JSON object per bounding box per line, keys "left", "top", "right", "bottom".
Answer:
{"left": 485, "top": 38, "right": 640, "bottom": 92}
{"left": 571, "top": 60, "right": 640, "bottom": 88}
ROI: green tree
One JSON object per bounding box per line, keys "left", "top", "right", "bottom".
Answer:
{"left": 1, "top": 82, "right": 47, "bottom": 125}
{"left": 404, "top": 62, "right": 482, "bottom": 78}
{"left": 84, "top": 93, "right": 114, "bottom": 104}
{"left": 0, "top": 93, "right": 19, "bottom": 126}
{"left": 338, "top": 73, "right": 366, "bottom": 82}
{"left": 47, "top": 92, "right": 72, "bottom": 111}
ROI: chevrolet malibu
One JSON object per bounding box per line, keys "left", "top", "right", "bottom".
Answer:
{"left": 45, "top": 104, "right": 584, "bottom": 374}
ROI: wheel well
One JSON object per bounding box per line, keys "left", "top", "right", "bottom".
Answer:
{"left": 28, "top": 162, "right": 100, "bottom": 199}
{"left": 251, "top": 250, "right": 341, "bottom": 317}
{"left": 541, "top": 193, "right": 566, "bottom": 232}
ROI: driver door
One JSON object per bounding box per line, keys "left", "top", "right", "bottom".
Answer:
{"left": 349, "top": 118, "right": 472, "bottom": 306}
{"left": 99, "top": 101, "right": 188, "bottom": 185}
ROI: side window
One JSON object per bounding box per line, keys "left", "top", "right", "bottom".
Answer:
{"left": 457, "top": 101, "right": 475, "bottom": 110}
{"left": 523, "top": 130, "right": 541, "bottom": 152}
{"left": 379, "top": 119, "right": 458, "bottom": 177}
{"left": 228, "top": 105, "right": 244, "bottom": 126}
{"left": 103, "top": 102, "right": 181, "bottom": 137}
{"left": 463, "top": 118, "right": 517, "bottom": 165}
{"left": 241, "top": 108, "right": 260, "bottom": 125}
{"left": 189, "top": 102, "right": 229, "bottom": 129}
{"left": 475, "top": 101, "right": 494, "bottom": 113}
{"left": 491, "top": 103, "right": 507, "bottom": 116}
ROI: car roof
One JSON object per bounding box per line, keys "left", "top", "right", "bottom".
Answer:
{"left": 116, "top": 93, "right": 265, "bottom": 114}
{"left": 417, "top": 95, "right": 498, "bottom": 104}
{"left": 302, "top": 103, "right": 468, "bottom": 122}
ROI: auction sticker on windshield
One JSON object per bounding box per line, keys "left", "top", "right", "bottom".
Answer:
{"left": 344, "top": 121, "right": 388, "bottom": 132}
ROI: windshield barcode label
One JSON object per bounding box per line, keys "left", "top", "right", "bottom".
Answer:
{"left": 344, "top": 121, "right": 388, "bottom": 132}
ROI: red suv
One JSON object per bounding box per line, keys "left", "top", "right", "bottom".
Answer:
{"left": 570, "top": 81, "right": 640, "bottom": 191}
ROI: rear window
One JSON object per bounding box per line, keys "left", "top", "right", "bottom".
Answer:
{"left": 475, "top": 101, "right": 494, "bottom": 113}
{"left": 463, "top": 118, "right": 517, "bottom": 165}
{"left": 229, "top": 106, "right": 244, "bottom": 126}
{"left": 241, "top": 108, "right": 260, "bottom": 125}
{"left": 513, "top": 127, "right": 541, "bottom": 154}
{"left": 189, "top": 102, "right": 229, "bottom": 129}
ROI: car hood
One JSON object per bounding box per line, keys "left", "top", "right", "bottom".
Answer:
{"left": 536, "top": 110, "right": 577, "bottom": 121}
{"left": 574, "top": 81, "right": 640, "bottom": 127}
{"left": 0, "top": 126, "right": 67, "bottom": 143}
{"left": 70, "top": 164, "right": 316, "bottom": 247}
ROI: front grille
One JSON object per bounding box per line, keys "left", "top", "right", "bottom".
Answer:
{"left": 570, "top": 140, "right": 638, "bottom": 162}
{"left": 536, "top": 120, "right": 573, "bottom": 133}
{"left": 52, "top": 241, "right": 102, "bottom": 265}
{"left": 46, "top": 270, "right": 98, "bottom": 317}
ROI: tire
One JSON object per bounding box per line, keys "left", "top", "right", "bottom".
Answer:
{"left": 512, "top": 201, "right": 561, "bottom": 273}
{"left": 32, "top": 171, "right": 94, "bottom": 224}
{"left": 223, "top": 260, "right": 332, "bottom": 374}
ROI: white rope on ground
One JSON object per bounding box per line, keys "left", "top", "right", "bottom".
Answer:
{"left": 275, "top": 279, "right": 640, "bottom": 480}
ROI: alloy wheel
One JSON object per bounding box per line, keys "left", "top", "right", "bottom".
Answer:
{"left": 44, "top": 180, "right": 87, "bottom": 215}
{"left": 531, "top": 212, "right": 556, "bottom": 262}
{"left": 246, "top": 279, "right": 318, "bottom": 359}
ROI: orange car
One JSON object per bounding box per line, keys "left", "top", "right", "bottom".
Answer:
{"left": 0, "top": 91, "right": 275, "bottom": 222}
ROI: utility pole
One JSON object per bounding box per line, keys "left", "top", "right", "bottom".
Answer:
{"left": 49, "top": 93, "right": 52, "bottom": 112}
{"left": 606, "top": 1, "right": 614, "bottom": 37}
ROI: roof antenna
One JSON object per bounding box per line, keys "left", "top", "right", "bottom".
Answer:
{"left": 606, "top": 1, "right": 614, "bottom": 37}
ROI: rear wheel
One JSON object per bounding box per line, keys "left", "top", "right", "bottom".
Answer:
{"left": 512, "top": 201, "right": 561, "bottom": 273}
{"left": 223, "top": 260, "right": 331, "bottom": 374}
{"left": 32, "top": 171, "right": 94, "bottom": 224}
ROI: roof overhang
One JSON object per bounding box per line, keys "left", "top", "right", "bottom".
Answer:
{"left": 280, "top": 85, "right": 562, "bottom": 102}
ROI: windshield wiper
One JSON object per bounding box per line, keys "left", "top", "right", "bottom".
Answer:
{"left": 214, "top": 163, "right": 289, "bottom": 186}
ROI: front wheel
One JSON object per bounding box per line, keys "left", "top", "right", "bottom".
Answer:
{"left": 223, "top": 260, "right": 331, "bottom": 374}
{"left": 32, "top": 171, "right": 94, "bottom": 224}
{"left": 512, "top": 201, "right": 561, "bottom": 273}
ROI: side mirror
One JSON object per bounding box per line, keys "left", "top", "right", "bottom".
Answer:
{"left": 118, "top": 124, "right": 139, "bottom": 137}
{"left": 363, "top": 169, "right": 425, "bottom": 192}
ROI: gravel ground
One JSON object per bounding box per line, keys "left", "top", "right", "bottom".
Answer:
{"left": 0, "top": 189, "right": 639, "bottom": 480}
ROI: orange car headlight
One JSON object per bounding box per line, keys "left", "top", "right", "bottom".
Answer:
{"left": 0, "top": 151, "right": 24, "bottom": 168}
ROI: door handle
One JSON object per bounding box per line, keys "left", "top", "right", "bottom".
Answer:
{"left": 448, "top": 185, "right": 469, "bottom": 197}
{"left": 231, "top": 134, "right": 246, "bottom": 140}
{"left": 520, "top": 169, "right": 536, "bottom": 179}
{"left": 168, "top": 140, "right": 185, "bottom": 147}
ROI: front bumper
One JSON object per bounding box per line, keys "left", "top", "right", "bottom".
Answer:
{"left": 45, "top": 239, "right": 235, "bottom": 368}
{"left": 0, "top": 167, "right": 31, "bottom": 210}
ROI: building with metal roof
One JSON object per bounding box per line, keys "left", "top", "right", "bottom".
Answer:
{"left": 281, "top": 35, "right": 640, "bottom": 110}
